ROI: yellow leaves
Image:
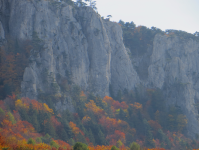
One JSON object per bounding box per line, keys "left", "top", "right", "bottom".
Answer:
{"left": 43, "top": 103, "right": 54, "bottom": 114}
{"left": 117, "top": 119, "right": 122, "bottom": 124}
{"left": 17, "top": 139, "right": 27, "bottom": 146}
{"left": 116, "top": 140, "right": 123, "bottom": 147}
{"left": 88, "top": 145, "right": 113, "bottom": 150}
{"left": 82, "top": 116, "right": 91, "bottom": 124}
{"left": 15, "top": 99, "right": 29, "bottom": 110}
{"left": 115, "top": 109, "right": 120, "bottom": 115}
{"left": 7, "top": 112, "right": 16, "bottom": 124}
{"left": 15, "top": 98, "right": 54, "bottom": 114}
{"left": 36, "top": 143, "right": 51, "bottom": 150}
{"left": 85, "top": 100, "right": 104, "bottom": 116}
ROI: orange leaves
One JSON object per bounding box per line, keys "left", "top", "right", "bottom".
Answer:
{"left": 88, "top": 145, "right": 113, "bottom": 150}
{"left": 1, "top": 119, "right": 36, "bottom": 139}
{"left": 8, "top": 93, "right": 17, "bottom": 101}
{"left": 0, "top": 114, "right": 53, "bottom": 150}
{"left": 106, "top": 130, "right": 126, "bottom": 145}
{"left": 115, "top": 130, "right": 125, "bottom": 140}
{"left": 1, "top": 119, "right": 13, "bottom": 128}
{"left": 99, "top": 117, "right": 121, "bottom": 132}
{"left": 51, "top": 116, "right": 62, "bottom": 128}
{"left": 69, "top": 121, "right": 81, "bottom": 135}
{"left": 0, "top": 39, "right": 31, "bottom": 98}
{"left": 103, "top": 96, "right": 129, "bottom": 111}
{"left": 112, "top": 101, "right": 121, "bottom": 109}
{"left": 15, "top": 98, "right": 54, "bottom": 114}
{"left": 80, "top": 91, "right": 86, "bottom": 97}
{"left": 0, "top": 52, "right": 16, "bottom": 84}
{"left": 85, "top": 100, "right": 104, "bottom": 116}
{"left": 54, "top": 140, "right": 71, "bottom": 149}
{"left": 111, "top": 101, "right": 128, "bottom": 110}
{"left": 30, "top": 99, "right": 43, "bottom": 111}
{"left": 102, "top": 96, "right": 114, "bottom": 105}
{"left": 131, "top": 102, "right": 142, "bottom": 109}
{"left": 121, "top": 102, "right": 128, "bottom": 110}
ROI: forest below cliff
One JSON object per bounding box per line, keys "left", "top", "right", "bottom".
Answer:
{"left": 1, "top": 0, "right": 199, "bottom": 150}
{"left": 0, "top": 21, "right": 199, "bottom": 150}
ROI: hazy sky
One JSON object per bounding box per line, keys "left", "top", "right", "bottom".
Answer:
{"left": 89, "top": 0, "right": 199, "bottom": 34}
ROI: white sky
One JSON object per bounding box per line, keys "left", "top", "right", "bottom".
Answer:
{"left": 77, "top": 0, "right": 199, "bottom": 34}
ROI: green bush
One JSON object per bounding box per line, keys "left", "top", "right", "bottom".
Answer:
{"left": 130, "top": 142, "right": 140, "bottom": 150}
{"left": 27, "top": 138, "right": 36, "bottom": 145}
{"left": 73, "top": 142, "right": 88, "bottom": 150}
{"left": 111, "top": 145, "right": 119, "bottom": 150}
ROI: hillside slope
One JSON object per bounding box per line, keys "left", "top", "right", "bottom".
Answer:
{"left": 1, "top": 0, "right": 199, "bottom": 139}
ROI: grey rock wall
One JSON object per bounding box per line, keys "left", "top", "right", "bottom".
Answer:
{"left": 0, "top": 21, "right": 4, "bottom": 41}
{"left": 1, "top": 0, "right": 199, "bottom": 138}
{"left": 146, "top": 34, "right": 199, "bottom": 138}
{"left": 2, "top": 0, "right": 139, "bottom": 99}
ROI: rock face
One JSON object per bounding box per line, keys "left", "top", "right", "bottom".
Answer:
{"left": 1, "top": 0, "right": 199, "bottom": 138}
{"left": 147, "top": 35, "right": 199, "bottom": 138}
{"left": 0, "top": 21, "right": 4, "bottom": 41}
{"left": 131, "top": 34, "right": 199, "bottom": 138}
{"left": 0, "top": 0, "right": 139, "bottom": 98}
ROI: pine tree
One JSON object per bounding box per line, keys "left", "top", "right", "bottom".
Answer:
{"left": 88, "top": 128, "right": 95, "bottom": 145}
{"left": 41, "top": 134, "right": 52, "bottom": 144}
{"left": 68, "top": 138, "right": 75, "bottom": 146}
{"left": 97, "top": 129, "right": 106, "bottom": 145}
{"left": 143, "top": 119, "right": 155, "bottom": 148}
{"left": 116, "top": 90, "right": 122, "bottom": 102}
{"left": 119, "top": 109, "right": 126, "bottom": 120}
{"left": 60, "top": 128, "right": 69, "bottom": 142}
{"left": 29, "top": 104, "right": 40, "bottom": 131}
{"left": 62, "top": 119, "right": 73, "bottom": 139}
{"left": 18, "top": 108, "right": 29, "bottom": 122}
{"left": 27, "top": 138, "right": 36, "bottom": 145}
{"left": 77, "top": 133, "right": 87, "bottom": 144}
{"left": 44, "top": 120, "right": 57, "bottom": 138}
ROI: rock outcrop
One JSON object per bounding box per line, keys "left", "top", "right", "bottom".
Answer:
{"left": 132, "top": 34, "right": 199, "bottom": 138}
{"left": 0, "top": 21, "right": 4, "bottom": 41}
{"left": 0, "top": 0, "right": 139, "bottom": 99}
{"left": 1, "top": 0, "right": 199, "bottom": 138}
{"left": 147, "top": 35, "right": 199, "bottom": 138}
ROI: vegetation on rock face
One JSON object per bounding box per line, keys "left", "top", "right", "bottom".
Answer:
{"left": 0, "top": 29, "right": 199, "bottom": 150}
{"left": 0, "top": 86, "right": 197, "bottom": 149}
{"left": 1, "top": 2, "right": 199, "bottom": 149}
{"left": 119, "top": 20, "right": 199, "bottom": 57}
{"left": 0, "top": 38, "right": 31, "bottom": 99}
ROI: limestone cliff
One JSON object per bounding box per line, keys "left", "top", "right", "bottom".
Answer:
{"left": 1, "top": 0, "right": 199, "bottom": 138}
{"left": 147, "top": 35, "right": 199, "bottom": 138}
{"left": 0, "top": 0, "right": 139, "bottom": 104}
{"left": 132, "top": 34, "right": 199, "bottom": 138}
